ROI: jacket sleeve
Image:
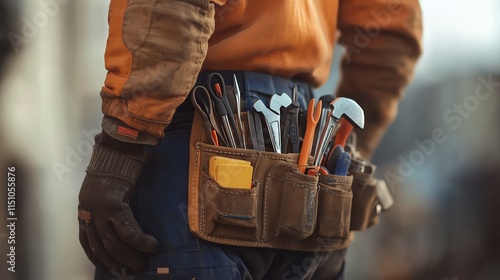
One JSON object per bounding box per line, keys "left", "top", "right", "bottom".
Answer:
{"left": 336, "top": 0, "right": 423, "bottom": 159}
{"left": 100, "top": 0, "right": 218, "bottom": 143}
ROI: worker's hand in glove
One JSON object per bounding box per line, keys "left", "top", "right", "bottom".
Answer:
{"left": 78, "top": 132, "right": 159, "bottom": 273}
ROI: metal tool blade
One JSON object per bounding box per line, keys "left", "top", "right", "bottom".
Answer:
{"left": 247, "top": 113, "right": 258, "bottom": 150}
{"left": 253, "top": 99, "right": 282, "bottom": 153}
{"left": 253, "top": 111, "right": 266, "bottom": 151}
{"left": 281, "top": 102, "right": 300, "bottom": 153}
{"left": 233, "top": 75, "right": 246, "bottom": 149}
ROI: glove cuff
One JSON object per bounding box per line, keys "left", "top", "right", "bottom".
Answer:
{"left": 86, "top": 143, "right": 145, "bottom": 184}
{"left": 98, "top": 130, "right": 146, "bottom": 156}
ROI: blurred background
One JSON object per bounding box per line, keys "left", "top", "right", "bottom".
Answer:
{"left": 0, "top": 0, "right": 498, "bottom": 279}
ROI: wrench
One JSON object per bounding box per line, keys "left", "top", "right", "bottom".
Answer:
{"left": 253, "top": 99, "right": 282, "bottom": 153}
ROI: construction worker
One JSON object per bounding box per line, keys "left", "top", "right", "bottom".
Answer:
{"left": 78, "top": 0, "right": 422, "bottom": 279}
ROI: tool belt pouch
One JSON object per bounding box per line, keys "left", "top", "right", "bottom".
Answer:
{"left": 188, "top": 105, "right": 364, "bottom": 252}
{"left": 349, "top": 170, "right": 380, "bottom": 231}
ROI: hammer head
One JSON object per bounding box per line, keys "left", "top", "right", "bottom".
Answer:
{"left": 330, "top": 97, "right": 365, "bottom": 129}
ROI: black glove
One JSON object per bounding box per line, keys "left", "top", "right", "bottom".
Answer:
{"left": 78, "top": 132, "right": 159, "bottom": 273}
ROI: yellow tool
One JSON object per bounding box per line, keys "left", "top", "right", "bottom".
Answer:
{"left": 209, "top": 156, "right": 253, "bottom": 189}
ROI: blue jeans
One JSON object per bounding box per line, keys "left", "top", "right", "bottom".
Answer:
{"left": 95, "top": 71, "right": 346, "bottom": 280}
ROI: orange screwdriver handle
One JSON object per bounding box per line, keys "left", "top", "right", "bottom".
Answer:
{"left": 298, "top": 99, "right": 322, "bottom": 173}
{"left": 334, "top": 118, "right": 353, "bottom": 148}
{"left": 211, "top": 129, "right": 219, "bottom": 146}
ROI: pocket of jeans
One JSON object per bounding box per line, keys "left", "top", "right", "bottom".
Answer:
{"left": 262, "top": 162, "right": 319, "bottom": 242}
{"left": 200, "top": 172, "right": 260, "bottom": 241}
{"left": 315, "top": 174, "right": 353, "bottom": 239}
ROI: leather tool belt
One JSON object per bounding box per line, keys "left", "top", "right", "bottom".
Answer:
{"left": 187, "top": 71, "right": 389, "bottom": 252}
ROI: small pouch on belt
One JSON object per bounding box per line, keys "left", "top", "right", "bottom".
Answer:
{"left": 316, "top": 174, "right": 353, "bottom": 239}
{"left": 350, "top": 170, "right": 380, "bottom": 231}
{"left": 262, "top": 162, "right": 319, "bottom": 242}
{"left": 283, "top": 173, "right": 353, "bottom": 251}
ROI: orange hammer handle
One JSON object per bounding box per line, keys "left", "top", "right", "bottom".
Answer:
{"left": 334, "top": 118, "right": 353, "bottom": 148}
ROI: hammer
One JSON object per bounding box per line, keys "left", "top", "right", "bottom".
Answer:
{"left": 312, "top": 97, "right": 365, "bottom": 166}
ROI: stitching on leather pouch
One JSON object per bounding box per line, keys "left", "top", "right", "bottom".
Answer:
{"left": 198, "top": 232, "right": 258, "bottom": 244}
{"left": 201, "top": 176, "right": 259, "bottom": 232}
{"left": 289, "top": 173, "right": 318, "bottom": 184}
{"left": 193, "top": 125, "right": 202, "bottom": 231}
{"left": 319, "top": 175, "right": 352, "bottom": 185}
{"left": 256, "top": 182, "right": 261, "bottom": 240}
{"left": 201, "top": 174, "right": 218, "bottom": 232}
{"left": 214, "top": 186, "right": 256, "bottom": 196}
{"left": 217, "top": 211, "right": 255, "bottom": 218}
{"left": 204, "top": 176, "right": 257, "bottom": 196}
{"left": 263, "top": 174, "right": 272, "bottom": 239}
{"left": 202, "top": 147, "right": 257, "bottom": 157}
{"left": 323, "top": 179, "right": 352, "bottom": 185}
{"left": 199, "top": 176, "right": 261, "bottom": 244}
{"left": 201, "top": 172, "right": 218, "bottom": 232}
{"left": 268, "top": 173, "right": 317, "bottom": 189}
{"left": 197, "top": 233, "right": 343, "bottom": 247}
{"left": 201, "top": 147, "right": 296, "bottom": 162}
{"left": 201, "top": 178, "right": 205, "bottom": 232}
{"left": 263, "top": 171, "right": 316, "bottom": 239}
{"left": 266, "top": 173, "right": 286, "bottom": 182}
{"left": 319, "top": 187, "right": 353, "bottom": 198}
{"left": 288, "top": 181, "right": 318, "bottom": 190}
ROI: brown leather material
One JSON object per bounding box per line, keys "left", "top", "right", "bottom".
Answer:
{"left": 187, "top": 106, "right": 357, "bottom": 251}
{"left": 102, "top": 0, "right": 215, "bottom": 139}
{"left": 316, "top": 174, "right": 353, "bottom": 239}
{"left": 262, "top": 162, "right": 319, "bottom": 242}
{"left": 202, "top": 172, "right": 260, "bottom": 241}
{"left": 349, "top": 171, "right": 380, "bottom": 231}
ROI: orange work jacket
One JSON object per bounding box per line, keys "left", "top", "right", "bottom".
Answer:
{"left": 100, "top": 0, "right": 422, "bottom": 158}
